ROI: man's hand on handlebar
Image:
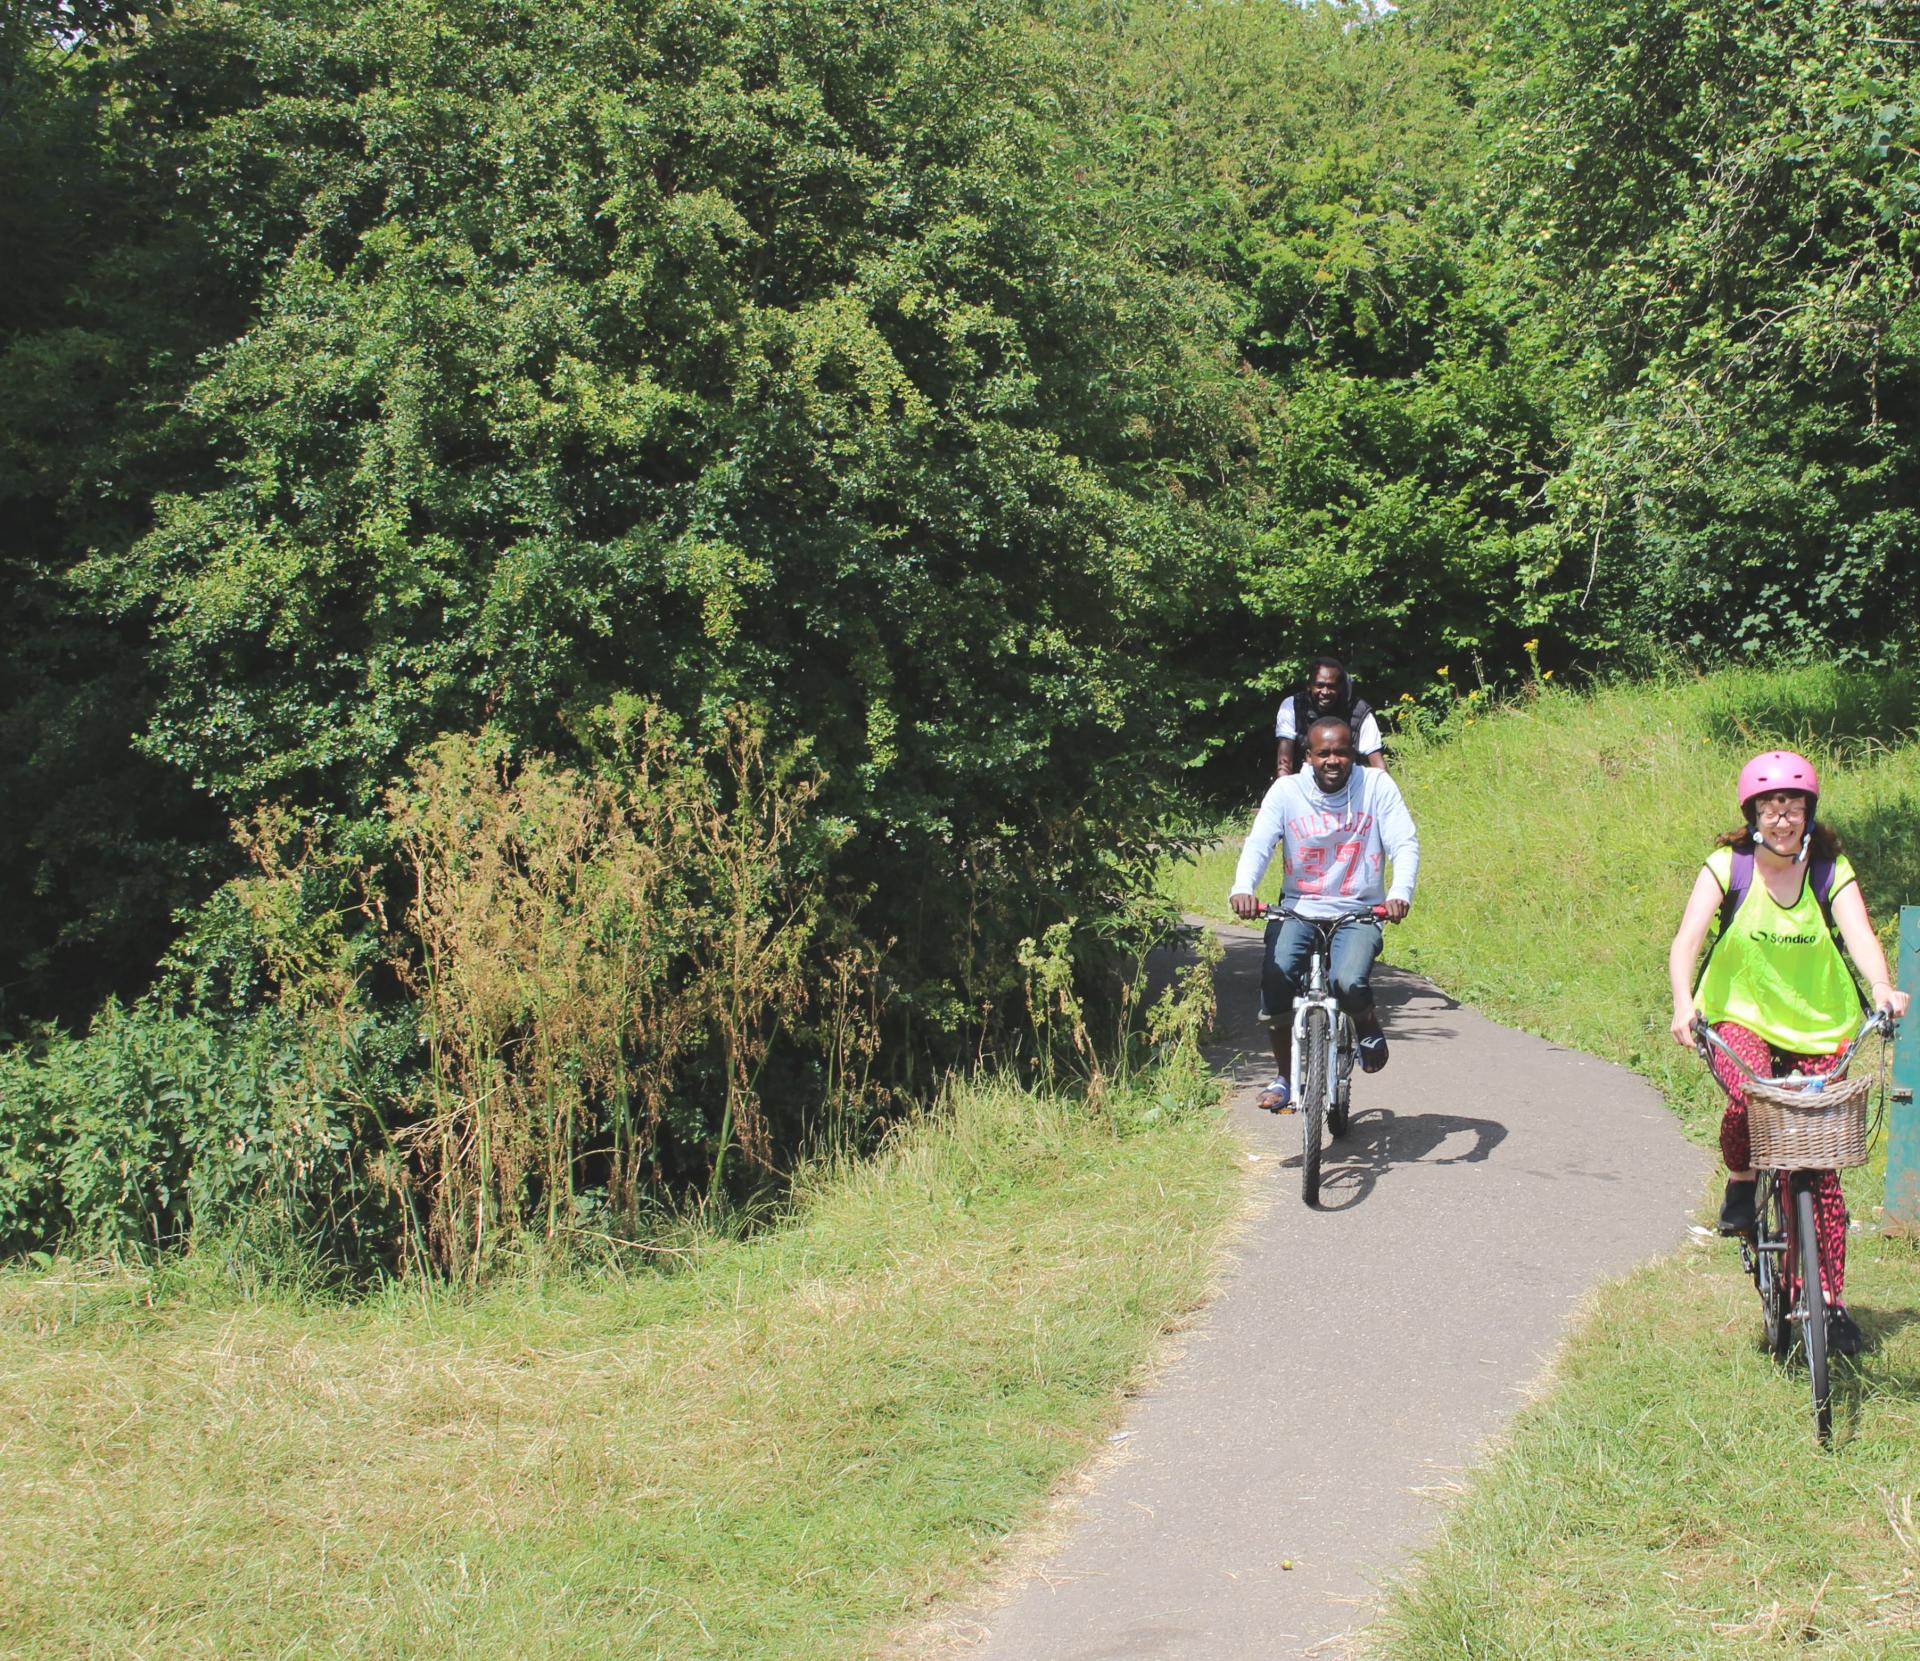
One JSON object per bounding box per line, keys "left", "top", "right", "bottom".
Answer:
{"left": 1379, "top": 898, "right": 1410, "bottom": 924}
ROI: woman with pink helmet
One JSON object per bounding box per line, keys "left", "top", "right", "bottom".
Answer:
{"left": 1668, "top": 750, "right": 1910, "bottom": 1355}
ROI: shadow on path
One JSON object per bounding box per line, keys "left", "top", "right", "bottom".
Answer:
{"left": 1298, "top": 1106, "right": 1508, "bottom": 1212}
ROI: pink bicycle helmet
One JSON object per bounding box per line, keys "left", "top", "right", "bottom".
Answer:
{"left": 1737, "top": 750, "right": 1819, "bottom": 816}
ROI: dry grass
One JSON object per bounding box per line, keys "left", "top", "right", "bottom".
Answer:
{"left": 0, "top": 1074, "right": 1240, "bottom": 1660}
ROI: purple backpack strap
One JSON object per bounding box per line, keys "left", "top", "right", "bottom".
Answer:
{"left": 1809, "top": 850, "right": 1836, "bottom": 914}
{"left": 1721, "top": 845, "right": 1754, "bottom": 933}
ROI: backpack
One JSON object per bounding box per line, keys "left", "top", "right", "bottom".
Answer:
{"left": 1693, "top": 843, "right": 1867, "bottom": 1009}
{"left": 1284, "top": 692, "right": 1374, "bottom": 745}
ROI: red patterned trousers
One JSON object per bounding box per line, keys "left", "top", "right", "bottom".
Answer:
{"left": 1707, "top": 1019, "right": 1850, "bottom": 1302}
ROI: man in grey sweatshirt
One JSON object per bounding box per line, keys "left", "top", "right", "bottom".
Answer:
{"left": 1228, "top": 716, "right": 1421, "bottom": 1112}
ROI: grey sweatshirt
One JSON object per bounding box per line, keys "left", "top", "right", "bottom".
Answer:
{"left": 1229, "top": 767, "right": 1420, "bottom": 921}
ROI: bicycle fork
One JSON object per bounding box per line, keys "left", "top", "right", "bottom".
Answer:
{"left": 1289, "top": 966, "right": 1339, "bottom": 1091}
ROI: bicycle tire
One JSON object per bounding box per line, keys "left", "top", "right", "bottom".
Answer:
{"left": 1756, "top": 1176, "right": 1791, "bottom": 1361}
{"left": 1796, "top": 1183, "right": 1831, "bottom": 1444}
{"left": 1301, "top": 1006, "right": 1328, "bottom": 1205}
{"left": 1328, "top": 1015, "right": 1352, "bottom": 1139}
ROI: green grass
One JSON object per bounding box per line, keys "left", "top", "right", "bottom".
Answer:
{"left": 1372, "top": 1238, "right": 1920, "bottom": 1657}
{"left": 0, "top": 1070, "right": 1241, "bottom": 1661}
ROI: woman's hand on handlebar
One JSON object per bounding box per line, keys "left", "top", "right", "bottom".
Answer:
{"left": 1871, "top": 980, "right": 1911, "bottom": 1018}
{"left": 1670, "top": 997, "right": 1698, "bottom": 1049}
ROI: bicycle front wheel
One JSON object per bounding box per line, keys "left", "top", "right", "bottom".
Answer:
{"left": 1301, "top": 1006, "right": 1328, "bottom": 1206}
{"left": 1756, "top": 1175, "right": 1791, "bottom": 1361}
{"left": 1796, "top": 1182, "right": 1831, "bottom": 1444}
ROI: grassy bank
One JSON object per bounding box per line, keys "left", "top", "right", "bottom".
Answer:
{"left": 1174, "top": 664, "right": 1920, "bottom": 1656}
{"left": 1371, "top": 668, "right": 1920, "bottom": 1658}
{"left": 0, "top": 1068, "right": 1240, "bottom": 1660}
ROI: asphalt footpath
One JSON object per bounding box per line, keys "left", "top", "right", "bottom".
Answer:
{"left": 961, "top": 919, "right": 1709, "bottom": 1661}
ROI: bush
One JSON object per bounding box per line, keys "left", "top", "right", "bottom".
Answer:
{"left": 0, "top": 1002, "right": 405, "bottom": 1266}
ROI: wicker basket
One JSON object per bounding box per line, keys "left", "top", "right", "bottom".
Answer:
{"left": 1744, "top": 1073, "right": 1872, "bottom": 1170}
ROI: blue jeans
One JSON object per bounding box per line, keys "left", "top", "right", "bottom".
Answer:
{"left": 1261, "top": 914, "right": 1383, "bottom": 1051}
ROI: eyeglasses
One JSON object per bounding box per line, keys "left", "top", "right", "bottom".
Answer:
{"left": 1755, "top": 800, "right": 1808, "bottom": 823}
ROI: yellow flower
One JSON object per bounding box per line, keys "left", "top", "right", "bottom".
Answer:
{"left": 1436, "top": 666, "right": 1450, "bottom": 677}
{"left": 1400, "top": 692, "right": 1414, "bottom": 702}
{"left": 1466, "top": 717, "right": 1476, "bottom": 725}
{"left": 1543, "top": 670, "right": 1554, "bottom": 681}
{"left": 1523, "top": 638, "right": 1539, "bottom": 652}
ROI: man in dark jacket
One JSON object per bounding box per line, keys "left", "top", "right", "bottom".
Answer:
{"left": 1274, "top": 658, "right": 1387, "bottom": 778}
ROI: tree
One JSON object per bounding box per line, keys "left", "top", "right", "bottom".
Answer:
{"left": 80, "top": 0, "right": 1246, "bottom": 1039}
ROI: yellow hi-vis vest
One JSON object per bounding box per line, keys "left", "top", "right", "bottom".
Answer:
{"left": 1694, "top": 844, "right": 1861, "bottom": 1054}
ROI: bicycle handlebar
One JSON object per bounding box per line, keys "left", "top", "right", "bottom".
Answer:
{"left": 1691, "top": 1009, "right": 1895, "bottom": 1087}
{"left": 1265, "top": 903, "right": 1396, "bottom": 923}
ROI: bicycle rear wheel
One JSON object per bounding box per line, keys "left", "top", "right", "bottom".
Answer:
{"left": 1301, "top": 1006, "right": 1328, "bottom": 1206}
{"left": 1796, "top": 1182, "right": 1831, "bottom": 1444}
{"left": 1756, "top": 1175, "right": 1791, "bottom": 1361}
{"left": 1328, "top": 1014, "right": 1353, "bottom": 1139}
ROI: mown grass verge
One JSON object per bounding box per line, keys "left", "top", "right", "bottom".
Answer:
{"left": 0, "top": 1068, "right": 1240, "bottom": 1661}
{"left": 1174, "top": 664, "right": 1920, "bottom": 1656}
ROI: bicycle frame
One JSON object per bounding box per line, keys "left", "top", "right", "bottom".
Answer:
{"left": 1289, "top": 925, "right": 1354, "bottom": 1109}
{"left": 1270, "top": 906, "right": 1381, "bottom": 1204}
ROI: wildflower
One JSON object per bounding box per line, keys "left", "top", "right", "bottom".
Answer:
{"left": 1436, "top": 666, "right": 1450, "bottom": 678}
{"left": 1523, "top": 638, "right": 1539, "bottom": 653}
{"left": 1400, "top": 692, "right": 1414, "bottom": 702}
{"left": 1543, "top": 670, "right": 1554, "bottom": 681}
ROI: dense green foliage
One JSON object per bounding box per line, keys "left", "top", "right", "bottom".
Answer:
{"left": 0, "top": 1001, "right": 405, "bottom": 1266}
{"left": 5, "top": 0, "right": 1918, "bottom": 1264}
{"left": 1485, "top": 0, "right": 1920, "bottom": 658}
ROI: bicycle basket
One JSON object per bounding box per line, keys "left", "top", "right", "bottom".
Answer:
{"left": 1743, "top": 1074, "right": 1872, "bottom": 1170}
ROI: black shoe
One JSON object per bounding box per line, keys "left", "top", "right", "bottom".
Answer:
{"left": 1717, "top": 1179, "right": 1756, "bottom": 1236}
{"left": 1357, "top": 1034, "right": 1388, "bottom": 1074}
{"left": 1828, "top": 1306, "right": 1864, "bottom": 1357}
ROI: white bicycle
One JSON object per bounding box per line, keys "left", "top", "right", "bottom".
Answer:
{"left": 1269, "top": 904, "right": 1388, "bottom": 1206}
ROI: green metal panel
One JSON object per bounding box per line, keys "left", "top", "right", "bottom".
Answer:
{"left": 1886, "top": 906, "right": 1920, "bottom": 1233}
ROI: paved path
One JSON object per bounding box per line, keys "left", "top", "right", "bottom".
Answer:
{"left": 965, "top": 921, "right": 1708, "bottom": 1661}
